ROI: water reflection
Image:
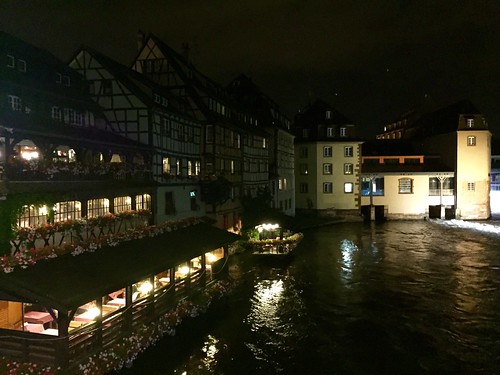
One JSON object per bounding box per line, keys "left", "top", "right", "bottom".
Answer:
{"left": 118, "top": 221, "right": 500, "bottom": 375}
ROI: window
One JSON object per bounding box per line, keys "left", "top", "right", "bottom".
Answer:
{"left": 62, "top": 75, "right": 70, "bottom": 87}
{"left": 323, "top": 163, "right": 333, "bottom": 174}
{"left": 361, "top": 177, "right": 384, "bottom": 196}
{"left": 17, "top": 59, "right": 26, "bottom": 72}
{"left": 344, "top": 146, "right": 353, "bottom": 157}
{"left": 344, "top": 182, "right": 353, "bottom": 193}
{"left": 7, "top": 95, "right": 22, "bottom": 111}
{"left": 136, "top": 194, "right": 151, "bottom": 211}
{"left": 17, "top": 205, "right": 48, "bottom": 228}
{"left": 87, "top": 198, "right": 110, "bottom": 218}
{"left": 340, "top": 127, "right": 347, "bottom": 137}
{"left": 206, "top": 125, "right": 214, "bottom": 143}
{"left": 195, "top": 160, "right": 201, "bottom": 175}
{"left": 102, "top": 80, "right": 112, "bottom": 95}
{"left": 323, "top": 146, "right": 332, "bottom": 157}
{"left": 344, "top": 163, "right": 353, "bottom": 174}
{"left": 302, "top": 129, "right": 310, "bottom": 138}
{"left": 176, "top": 159, "right": 181, "bottom": 176}
{"left": 300, "top": 163, "right": 308, "bottom": 175}
{"left": 300, "top": 147, "right": 308, "bottom": 158}
{"left": 399, "top": 178, "right": 413, "bottom": 194}
{"left": 51, "top": 106, "right": 62, "bottom": 121}
{"left": 467, "top": 182, "right": 475, "bottom": 191}
{"left": 230, "top": 160, "right": 235, "bottom": 174}
{"left": 56, "top": 73, "right": 62, "bottom": 83}
{"left": 262, "top": 138, "right": 267, "bottom": 149}
{"left": 165, "top": 192, "right": 176, "bottom": 215}
{"left": 467, "top": 118, "right": 474, "bottom": 128}
{"left": 7, "top": 55, "right": 15, "bottom": 68}
{"left": 283, "top": 178, "right": 288, "bottom": 190}
{"left": 326, "top": 110, "right": 331, "bottom": 119}
{"left": 300, "top": 183, "right": 308, "bottom": 193}
{"left": 323, "top": 182, "right": 333, "bottom": 193}
{"left": 467, "top": 136, "right": 476, "bottom": 146}
{"left": 114, "top": 196, "right": 132, "bottom": 214}
{"left": 162, "top": 157, "right": 171, "bottom": 174}
{"left": 54, "top": 201, "right": 82, "bottom": 222}
{"left": 326, "top": 127, "right": 334, "bottom": 137}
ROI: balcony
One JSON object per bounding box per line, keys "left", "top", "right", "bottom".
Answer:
{"left": 4, "top": 159, "right": 152, "bottom": 183}
{"left": 428, "top": 189, "right": 454, "bottom": 196}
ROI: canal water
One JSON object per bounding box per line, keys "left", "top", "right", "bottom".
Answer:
{"left": 119, "top": 220, "right": 500, "bottom": 375}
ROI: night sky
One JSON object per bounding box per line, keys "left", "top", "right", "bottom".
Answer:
{"left": 1, "top": 0, "right": 499, "bottom": 138}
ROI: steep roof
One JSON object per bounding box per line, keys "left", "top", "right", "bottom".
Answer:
{"left": 405, "top": 99, "right": 481, "bottom": 138}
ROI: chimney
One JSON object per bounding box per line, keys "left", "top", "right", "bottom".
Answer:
{"left": 137, "top": 30, "right": 145, "bottom": 51}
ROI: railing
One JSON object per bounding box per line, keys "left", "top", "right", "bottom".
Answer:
{"left": 429, "top": 189, "right": 455, "bottom": 196}
{"left": 4, "top": 160, "right": 152, "bottom": 182}
{"left": 0, "top": 268, "right": 209, "bottom": 369}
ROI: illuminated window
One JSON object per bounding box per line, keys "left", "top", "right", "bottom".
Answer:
{"left": 162, "top": 157, "right": 171, "bottom": 174}
{"left": 102, "top": 288, "right": 126, "bottom": 317}
{"left": 344, "top": 182, "right": 353, "bottom": 193}
{"left": 17, "top": 205, "right": 48, "bottom": 228}
{"left": 114, "top": 196, "right": 132, "bottom": 214}
{"left": 195, "top": 160, "right": 201, "bottom": 175}
{"left": 344, "top": 146, "right": 353, "bottom": 157}
{"left": 466, "top": 118, "right": 474, "bottom": 128}
{"left": 467, "top": 136, "right": 476, "bottom": 146}
{"left": 53, "top": 201, "right": 81, "bottom": 222}
{"left": 399, "top": 178, "right": 413, "bottom": 194}
{"left": 323, "top": 146, "right": 332, "bottom": 157}
{"left": 262, "top": 137, "right": 267, "bottom": 149}
{"left": 176, "top": 159, "right": 181, "bottom": 176}
{"left": 87, "top": 198, "right": 110, "bottom": 218}
{"left": 344, "top": 163, "right": 353, "bottom": 174}
{"left": 230, "top": 160, "right": 235, "bottom": 174}
{"left": 326, "top": 127, "right": 334, "bottom": 137}
{"left": 326, "top": 110, "right": 331, "bottom": 119}
{"left": 135, "top": 194, "right": 151, "bottom": 211}
{"left": 323, "top": 163, "right": 333, "bottom": 174}
{"left": 340, "top": 127, "right": 347, "bottom": 137}
{"left": 188, "top": 160, "right": 193, "bottom": 176}
{"left": 323, "top": 182, "right": 333, "bottom": 193}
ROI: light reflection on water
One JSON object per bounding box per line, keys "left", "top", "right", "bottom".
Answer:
{"left": 118, "top": 220, "right": 500, "bottom": 375}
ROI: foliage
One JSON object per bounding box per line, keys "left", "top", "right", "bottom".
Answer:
{"left": 200, "top": 176, "right": 232, "bottom": 206}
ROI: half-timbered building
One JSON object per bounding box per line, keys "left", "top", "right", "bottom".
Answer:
{"left": 131, "top": 33, "right": 247, "bottom": 231}
{"left": 69, "top": 47, "right": 204, "bottom": 224}
{"left": 227, "top": 74, "right": 296, "bottom": 216}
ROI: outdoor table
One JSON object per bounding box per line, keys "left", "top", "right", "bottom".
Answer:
{"left": 24, "top": 311, "right": 53, "bottom": 325}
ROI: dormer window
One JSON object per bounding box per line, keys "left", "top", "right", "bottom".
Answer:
{"left": 326, "top": 110, "right": 331, "bottom": 119}
{"left": 326, "top": 127, "right": 334, "bottom": 137}
{"left": 62, "top": 75, "right": 70, "bottom": 87}
{"left": 7, "top": 55, "right": 15, "bottom": 68}
{"left": 467, "top": 118, "right": 474, "bottom": 128}
{"left": 17, "top": 59, "right": 26, "bottom": 72}
{"left": 340, "top": 127, "right": 347, "bottom": 137}
{"left": 302, "top": 129, "right": 310, "bottom": 138}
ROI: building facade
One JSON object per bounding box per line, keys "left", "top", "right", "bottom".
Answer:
{"left": 293, "top": 99, "right": 362, "bottom": 216}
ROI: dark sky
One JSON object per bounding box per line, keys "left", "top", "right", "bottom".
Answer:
{"left": 1, "top": 0, "right": 499, "bottom": 138}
